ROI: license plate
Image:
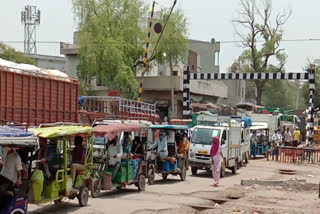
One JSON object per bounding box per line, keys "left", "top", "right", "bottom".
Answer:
{"left": 198, "top": 150, "right": 208, "bottom": 155}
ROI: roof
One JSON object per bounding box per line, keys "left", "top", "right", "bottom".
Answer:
{"left": 0, "top": 136, "right": 38, "bottom": 147}
{"left": 93, "top": 124, "right": 141, "bottom": 140}
{"left": 250, "top": 123, "right": 269, "bottom": 130}
{"left": 0, "top": 126, "right": 34, "bottom": 137}
{"left": 0, "top": 126, "right": 38, "bottom": 147}
{"left": 193, "top": 125, "right": 227, "bottom": 130}
{"left": 29, "top": 125, "right": 92, "bottom": 138}
{"left": 150, "top": 125, "right": 189, "bottom": 130}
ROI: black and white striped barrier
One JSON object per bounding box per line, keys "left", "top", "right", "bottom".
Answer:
{"left": 182, "top": 66, "right": 316, "bottom": 145}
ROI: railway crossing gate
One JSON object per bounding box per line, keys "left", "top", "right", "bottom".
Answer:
{"left": 182, "top": 66, "right": 316, "bottom": 145}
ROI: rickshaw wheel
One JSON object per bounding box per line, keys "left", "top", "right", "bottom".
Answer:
{"left": 78, "top": 186, "right": 89, "bottom": 207}
{"left": 180, "top": 167, "right": 187, "bottom": 181}
{"left": 137, "top": 174, "right": 146, "bottom": 191}
{"left": 148, "top": 168, "right": 155, "bottom": 185}
{"left": 91, "top": 178, "right": 101, "bottom": 198}
{"left": 162, "top": 174, "right": 168, "bottom": 180}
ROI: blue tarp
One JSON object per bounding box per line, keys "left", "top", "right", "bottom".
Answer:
{"left": 241, "top": 117, "right": 252, "bottom": 128}
{"left": 0, "top": 126, "right": 34, "bottom": 137}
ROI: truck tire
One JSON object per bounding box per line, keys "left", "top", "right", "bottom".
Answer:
{"left": 238, "top": 158, "right": 243, "bottom": 168}
{"left": 231, "top": 164, "right": 237, "bottom": 174}
{"left": 191, "top": 167, "right": 198, "bottom": 176}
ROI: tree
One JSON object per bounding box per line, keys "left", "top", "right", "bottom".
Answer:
{"left": 234, "top": 0, "right": 290, "bottom": 105}
{"left": 73, "top": 0, "right": 147, "bottom": 98}
{"left": 0, "top": 43, "right": 35, "bottom": 65}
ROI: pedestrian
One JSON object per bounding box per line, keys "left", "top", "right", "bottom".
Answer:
{"left": 293, "top": 127, "right": 301, "bottom": 147}
{"left": 284, "top": 127, "right": 292, "bottom": 146}
{"left": 271, "top": 130, "right": 281, "bottom": 160}
{"left": 210, "top": 136, "right": 223, "bottom": 187}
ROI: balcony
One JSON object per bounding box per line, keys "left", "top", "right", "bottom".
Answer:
{"left": 136, "top": 76, "right": 183, "bottom": 91}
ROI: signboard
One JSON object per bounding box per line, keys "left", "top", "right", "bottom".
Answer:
{"left": 108, "top": 90, "right": 120, "bottom": 97}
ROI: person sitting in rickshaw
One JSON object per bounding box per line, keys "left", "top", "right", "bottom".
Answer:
{"left": 36, "top": 138, "right": 53, "bottom": 180}
{"left": 149, "top": 131, "right": 168, "bottom": 162}
{"left": 178, "top": 132, "right": 190, "bottom": 159}
{"left": 122, "top": 133, "right": 132, "bottom": 160}
{"left": 132, "top": 137, "right": 144, "bottom": 159}
{"left": 106, "top": 136, "right": 123, "bottom": 181}
{"left": 71, "top": 136, "right": 86, "bottom": 186}
{"left": 0, "top": 147, "right": 22, "bottom": 213}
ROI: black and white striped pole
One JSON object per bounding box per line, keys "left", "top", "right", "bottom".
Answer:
{"left": 183, "top": 66, "right": 191, "bottom": 119}
{"left": 182, "top": 68, "right": 316, "bottom": 143}
{"left": 306, "top": 65, "right": 316, "bottom": 147}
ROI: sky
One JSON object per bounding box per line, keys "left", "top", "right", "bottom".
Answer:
{"left": 1, "top": 0, "right": 320, "bottom": 73}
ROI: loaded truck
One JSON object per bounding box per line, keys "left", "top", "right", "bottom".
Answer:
{"left": 0, "top": 58, "right": 158, "bottom": 126}
{"left": 188, "top": 115, "right": 245, "bottom": 176}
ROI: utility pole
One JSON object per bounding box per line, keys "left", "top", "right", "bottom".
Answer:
{"left": 21, "top": 5, "right": 41, "bottom": 54}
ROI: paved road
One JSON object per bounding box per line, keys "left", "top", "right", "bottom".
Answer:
{"left": 28, "top": 158, "right": 320, "bottom": 214}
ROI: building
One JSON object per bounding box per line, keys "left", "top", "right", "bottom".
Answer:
{"left": 60, "top": 33, "right": 246, "bottom": 119}
{"left": 25, "top": 53, "right": 66, "bottom": 71}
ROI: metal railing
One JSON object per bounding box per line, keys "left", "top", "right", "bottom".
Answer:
{"left": 269, "top": 146, "right": 320, "bottom": 164}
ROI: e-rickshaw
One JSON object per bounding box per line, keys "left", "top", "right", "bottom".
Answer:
{"left": 29, "top": 123, "right": 93, "bottom": 207}
{"left": 91, "top": 123, "right": 146, "bottom": 197}
{"left": 0, "top": 125, "right": 38, "bottom": 214}
{"left": 250, "top": 124, "right": 270, "bottom": 158}
{"left": 148, "top": 125, "right": 190, "bottom": 182}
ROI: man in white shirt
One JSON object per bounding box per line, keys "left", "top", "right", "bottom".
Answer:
{"left": 107, "top": 136, "right": 123, "bottom": 181}
{"left": 271, "top": 130, "right": 281, "bottom": 160}
{"left": 284, "top": 127, "right": 292, "bottom": 146}
{"left": 0, "top": 147, "right": 22, "bottom": 186}
{"left": 150, "top": 131, "right": 168, "bottom": 161}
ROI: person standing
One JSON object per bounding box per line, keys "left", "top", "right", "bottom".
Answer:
{"left": 293, "top": 127, "right": 301, "bottom": 147}
{"left": 210, "top": 136, "right": 223, "bottom": 187}
{"left": 284, "top": 127, "right": 292, "bottom": 146}
{"left": 271, "top": 130, "right": 281, "bottom": 159}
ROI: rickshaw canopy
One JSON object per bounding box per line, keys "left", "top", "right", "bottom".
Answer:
{"left": 0, "top": 126, "right": 38, "bottom": 147}
{"left": 93, "top": 124, "right": 141, "bottom": 140}
{"left": 29, "top": 125, "right": 93, "bottom": 138}
{"left": 0, "top": 126, "right": 34, "bottom": 137}
{"left": 150, "top": 125, "right": 189, "bottom": 130}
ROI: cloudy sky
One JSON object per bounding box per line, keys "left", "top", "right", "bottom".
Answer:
{"left": 1, "top": 0, "right": 320, "bottom": 73}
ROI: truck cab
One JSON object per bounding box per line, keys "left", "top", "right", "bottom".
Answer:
{"left": 189, "top": 116, "right": 242, "bottom": 176}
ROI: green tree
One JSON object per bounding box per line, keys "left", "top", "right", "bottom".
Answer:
{"left": 0, "top": 44, "right": 35, "bottom": 65}
{"left": 234, "top": 0, "right": 290, "bottom": 105}
{"left": 73, "top": 0, "right": 147, "bottom": 97}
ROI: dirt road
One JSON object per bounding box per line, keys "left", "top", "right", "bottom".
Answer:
{"left": 28, "top": 158, "right": 320, "bottom": 214}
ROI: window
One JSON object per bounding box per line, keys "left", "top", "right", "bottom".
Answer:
{"left": 221, "top": 130, "right": 227, "bottom": 145}
{"left": 191, "top": 128, "right": 220, "bottom": 145}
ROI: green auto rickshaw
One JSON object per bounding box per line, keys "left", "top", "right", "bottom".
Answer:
{"left": 29, "top": 123, "right": 93, "bottom": 207}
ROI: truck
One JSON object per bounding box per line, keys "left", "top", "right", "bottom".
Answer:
{"left": 188, "top": 115, "right": 244, "bottom": 176}
{"left": 0, "top": 58, "right": 158, "bottom": 126}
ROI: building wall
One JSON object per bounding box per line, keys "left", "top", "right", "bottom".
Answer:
{"left": 25, "top": 54, "right": 66, "bottom": 71}
{"left": 65, "top": 55, "right": 80, "bottom": 77}
{"left": 223, "top": 80, "right": 246, "bottom": 106}
{"left": 188, "top": 40, "right": 220, "bottom": 73}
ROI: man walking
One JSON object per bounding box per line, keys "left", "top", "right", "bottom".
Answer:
{"left": 293, "top": 127, "right": 301, "bottom": 147}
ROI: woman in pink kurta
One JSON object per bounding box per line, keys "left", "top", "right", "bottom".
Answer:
{"left": 210, "top": 136, "right": 223, "bottom": 187}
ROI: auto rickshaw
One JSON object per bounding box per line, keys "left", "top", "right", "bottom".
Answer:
{"left": 91, "top": 123, "right": 146, "bottom": 197}
{"left": 29, "top": 123, "right": 93, "bottom": 207}
{"left": 148, "top": 125, "right": 190, "bottom": 182}
{"left": 0, "top": 125, "right": 38, "bottom": 214}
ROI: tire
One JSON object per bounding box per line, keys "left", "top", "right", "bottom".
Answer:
{"left": 148, "top": 168, "right": 155, "bottom": 185}
{"left": 231, "top": 164, "right": 237, "bottom": 174}
{"left": 137, "top": 174, "right": 146, "bottom": 191}
{"left": 238, "top": 158, "right": 243, "bottom": 168}
{"left": 220, "top": 161, "right": 225, "bottom": 178}
{"left": 91, "top": 178, "right": 101, "bottom": 198}
{"left": 78, "top": 186, "right": 89, "bottom": 207}
{"left": 191, "top": 167, "right": 198, "bottom": 176}
{"left": 180, "top": 167, "right": 187, "bottom": 181}
{"left": 162, "top": 174, "right": 168, "bottom": 180}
